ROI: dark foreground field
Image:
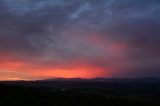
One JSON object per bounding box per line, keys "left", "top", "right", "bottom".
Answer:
{"left": 0, "top": 78, "right": 160, "bottom": 106}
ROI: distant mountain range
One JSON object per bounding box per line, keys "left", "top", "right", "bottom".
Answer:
{"left": 1, "top": 77, "right": 160, "bottom": 83}
{"left": 41, "top": 77, "right": 160, "bottom": 82}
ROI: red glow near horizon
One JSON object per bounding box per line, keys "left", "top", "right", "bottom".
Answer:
{"left": 34, "top": 66, "right": 109, "bottom": 79}
{"left": 0, "top": 59, "right": 111, "bottom": 80}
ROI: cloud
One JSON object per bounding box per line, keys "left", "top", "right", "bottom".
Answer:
{"left": 0, "top": 0, "right": 160, "bottom": 79}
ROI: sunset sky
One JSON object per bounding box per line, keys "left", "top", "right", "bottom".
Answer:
{"left": 0, "top": 0, "right": 160, "bottom": 80}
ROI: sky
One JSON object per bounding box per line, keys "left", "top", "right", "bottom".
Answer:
{"left": 0, "top": 0, "right": 160, "bottom": 80}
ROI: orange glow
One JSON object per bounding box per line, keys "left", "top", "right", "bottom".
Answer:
{"left": 0, "top": 56, "right": 111, "bottom": 80}
{"left": 0, "top": 61, "right": 25, "bottom": 70}
{"left": 34, "top": 66, "right": 109, "bottom": 79}
{"left": 0, "top": 76, "right": 24, "bottom": 81}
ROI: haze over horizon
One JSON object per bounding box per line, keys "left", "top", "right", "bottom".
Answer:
{"left": 0, "top": 0, "right": 160, "bottom": 80}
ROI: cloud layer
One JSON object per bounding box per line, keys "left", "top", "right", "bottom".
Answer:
{"left": 0, "top": 0, "right": 160, "bottom": 80}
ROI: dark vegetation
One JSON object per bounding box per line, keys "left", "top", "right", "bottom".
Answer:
{"left": 0, "top": 78, "right": 160, "bottom": 106}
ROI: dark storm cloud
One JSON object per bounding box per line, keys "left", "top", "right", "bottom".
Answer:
{"left": 0, "top": 0, "right": 71, "bottom": 51}
{"left": 0, "top": 0, "right": 160, "bottom": 77}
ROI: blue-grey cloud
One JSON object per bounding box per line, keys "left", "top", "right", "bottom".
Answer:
{"left": 0, "top": 0, "right": 160, "bottom": 78}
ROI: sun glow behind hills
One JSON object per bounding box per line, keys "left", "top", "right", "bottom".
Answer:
{"left": 0, "top": 58, "right": 111, "bottom": 80}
